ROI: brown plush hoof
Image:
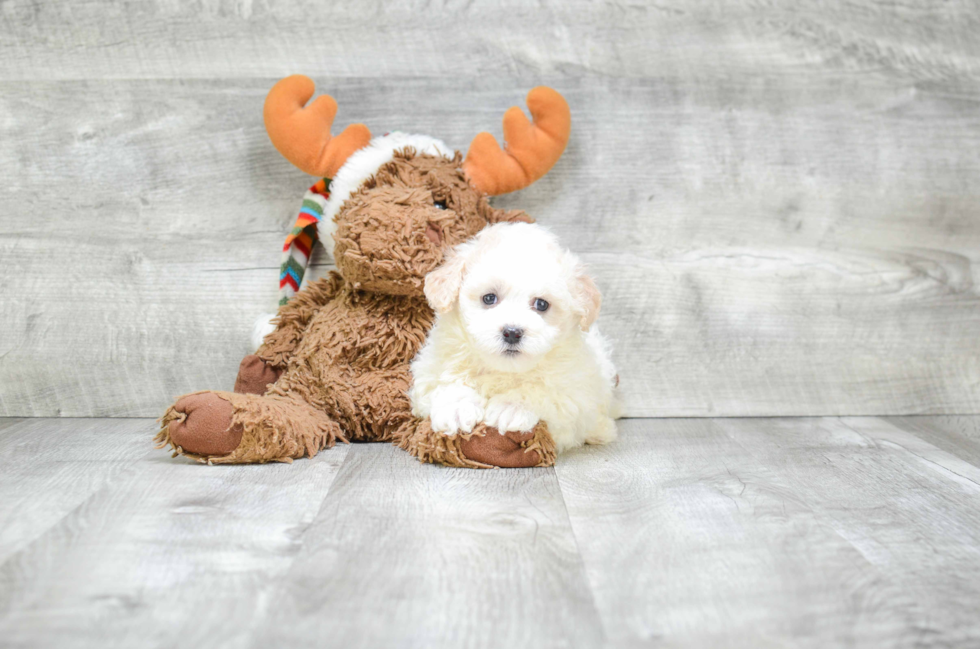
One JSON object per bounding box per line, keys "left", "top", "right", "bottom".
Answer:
{"left": 460, "top": 426, "right": 545, "bottom": 468}
{"left": 398, "top": 419, "right": 555, "bottom": 469}
{"left": 233, "top": 355, "right": 282, "bottom": 395}
{"left": 168, "top": 393, "right": 243, "bottom": 456}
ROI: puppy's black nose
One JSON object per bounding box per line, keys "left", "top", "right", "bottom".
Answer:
{"left": 501, "top": 326, "right": 524, "bottom": 345}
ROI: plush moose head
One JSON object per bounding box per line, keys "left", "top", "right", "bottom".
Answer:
{"left": 262, "top": 75, "right": 571, "bottom": 298}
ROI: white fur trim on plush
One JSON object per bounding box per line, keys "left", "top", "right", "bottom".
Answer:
{"left": 318, "top": 132, "right": 453, "bottom": 249}
{"left": 251, "top": 312, "right": 277, "bottom": 352}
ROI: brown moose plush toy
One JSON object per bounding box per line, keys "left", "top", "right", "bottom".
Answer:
{"left": 155, "top": 75, "right": 571, "bottom": 468}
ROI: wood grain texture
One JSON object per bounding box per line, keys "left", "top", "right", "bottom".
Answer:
{"left": 2, "top": 2, "right": 980, "bottom": 417}
{"left": 555, "top": 417, "right": 980, "bottom": 647}
{"left": 254, "top": 442, "right": 603, "bottom": 649}
{"left": 2, "top": 1, "right": 980, "bottom": 82}
{"left": 555, "top": 419, "right": 920, "bottom": 646}
{"left": 0, "top": 418, "right": 25, "bottom": 433}
{"left": 2, "top": 416, "right": 980, "bottom": 646}
{"left": 885, "top": 415, "right": 980, "bottom": 468}
{"left": 718, "top": 416, "right": 980, "bottom": 646}
{"left": 0, "top": 421, "right": 350, "bottom": 649}
{"left": 0, "top": 418, "right": 151, "bottom": 564}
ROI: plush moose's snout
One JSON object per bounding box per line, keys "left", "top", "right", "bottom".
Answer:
{"left": 334, "top": 203, "right": 448, "bottom": 295}
{"left": 330, "top": 150, "right": 516, "bottom": 296}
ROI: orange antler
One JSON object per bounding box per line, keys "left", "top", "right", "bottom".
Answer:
{"left": 263, "top": 75, "right": 372, "bottom": 178}
{"left": 462, "top": 87, "right": 571, "bottom": 196}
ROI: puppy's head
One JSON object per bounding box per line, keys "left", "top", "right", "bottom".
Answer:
{"left": 425, "top": 222, "right": 601, "bottom": 372}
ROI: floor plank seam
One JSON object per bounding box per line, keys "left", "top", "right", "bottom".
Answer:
{"left": 550, "top": 461, "right": 612, "bottom": 645}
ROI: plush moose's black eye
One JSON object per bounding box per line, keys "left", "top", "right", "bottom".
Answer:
{"left": 533, "top": 298, "right": 550, "bottom": 312}
{"left": 482, "top": 293, "right": 497, "bottom": 306}
{"left": 433, "top": 200, "right": 447, "bottom": 210}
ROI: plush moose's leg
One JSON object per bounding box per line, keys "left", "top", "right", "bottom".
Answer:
{"left": 255, "top": 272, "right": 344, "bottom": 369}
{"left": 460, "top": 422, "right": 556, "bottom": 468}
{"left": 156, "top": 390, "right": 346, "bottom": 464}
{"left": 233, "top": 355, "right": 283, "bottom": 395}
{"left": 160, "top": 392, "right": 243, "bottom": 456}
{"left": 396, "top": 419, "right": 556, "bottom": 469}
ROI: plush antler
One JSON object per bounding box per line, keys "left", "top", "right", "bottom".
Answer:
{"left": 462, "top": 87, "right": 571, "bottom": 196}
{"left": 263, "top": 75, "right": 372, "bottom": 178}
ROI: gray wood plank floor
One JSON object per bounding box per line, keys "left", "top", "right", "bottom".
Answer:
{"left": 1, "top": 416, "right": 979, "bottom": 648}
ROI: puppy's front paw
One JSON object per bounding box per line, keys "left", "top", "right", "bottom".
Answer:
{"left": 429, "top": 387, "right": 486, "bottom": 435}
{"left": 483, "top": 399, "right": 539, "bottom": 433}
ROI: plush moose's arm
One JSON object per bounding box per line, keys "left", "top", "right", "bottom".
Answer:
{"left": 255, "top": 271, "right": 344, "bottom": 369}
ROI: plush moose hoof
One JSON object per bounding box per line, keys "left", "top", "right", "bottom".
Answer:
{"left": 460, "top": 427, "right": 550, "bottom": 468}
{"left": 399, "top": 420, "right": 556, "bottom": 469}
{"left": 233, "top": 354, "right": 282, "bottom": 395}
{"left": 168, "top": 393, "right": 243, "bottom": 456}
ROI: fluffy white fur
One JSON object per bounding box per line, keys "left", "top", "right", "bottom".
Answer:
{"left": 251, "top": 132, "right": 452, "bottom": 352}
{"left": 251, "top": 312, "right": 278, "bottom": 352}
{"left": 410, "top": 222, "right": 619, "bottom": 453}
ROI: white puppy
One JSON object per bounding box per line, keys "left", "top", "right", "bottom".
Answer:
{"left": 410, "top": 222, "right": 618, "bottom": 453}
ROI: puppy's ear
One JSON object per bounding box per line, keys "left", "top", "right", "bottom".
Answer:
{"left": 424, "top": 242, "right": 473, "bottom": 313}
{"left": 572, "top": 266, "right": 602, "bottom": 330}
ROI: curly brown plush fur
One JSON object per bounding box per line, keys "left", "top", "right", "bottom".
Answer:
{"left": 397, "top": 420, "right": 556, "bottom": 469}
{"left": 156, "top": 151, "right": 554, "bottom": 468}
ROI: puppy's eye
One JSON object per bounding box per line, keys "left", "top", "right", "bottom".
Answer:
{"left": 533, "top": 298, "right": 550, "bottom": 312}
{"left": 482, "top": 293, "right": 497, "bottom": 306}
{"left": 433, "top": 200, "right": 447, "bottom": 210}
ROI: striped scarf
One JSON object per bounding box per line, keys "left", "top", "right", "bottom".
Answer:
{"left": 279, "top": 178, "right": 331, "bottom": 306}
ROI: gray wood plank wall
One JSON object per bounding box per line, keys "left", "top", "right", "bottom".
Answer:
{"left": 2, "top": 1, "right": 979, "bottom": 417}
